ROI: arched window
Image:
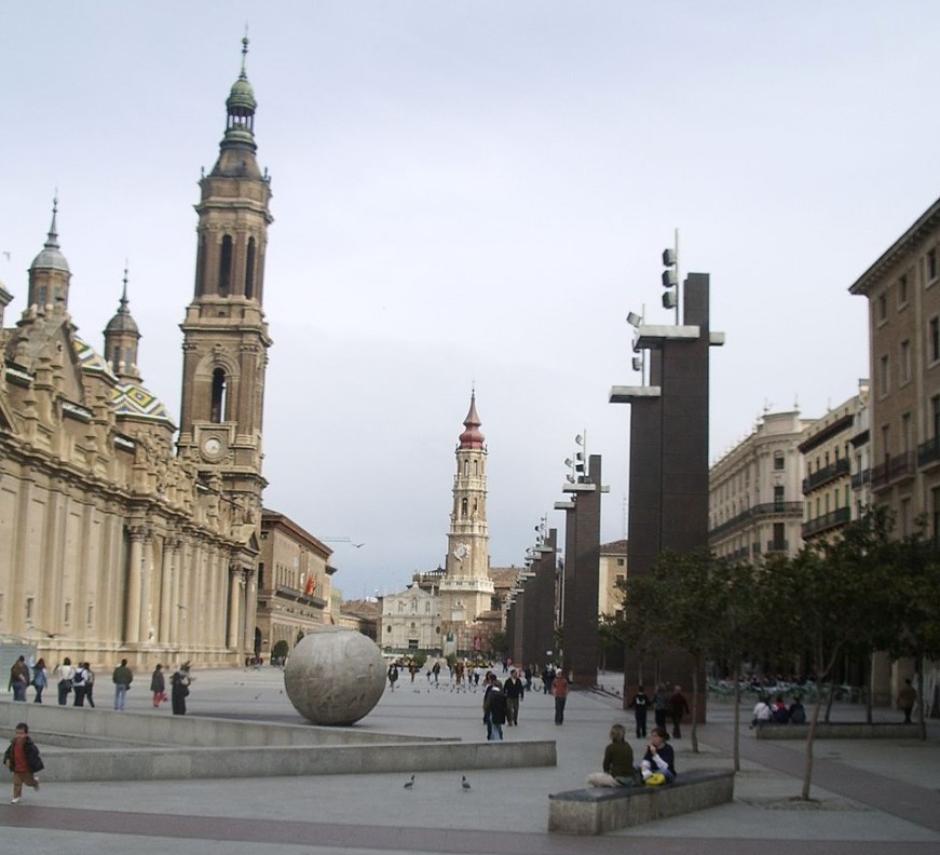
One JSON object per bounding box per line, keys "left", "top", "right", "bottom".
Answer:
{"left": 112, "top": 348, "right": 121, "bottom": 372}
{"left": 211, "top": 367, "right": 227, "bottom": 422}
{"left": 245, "top": 237, "right": 256, "bottom": 299}
{"left": 472, "top": 460, "right": 478, "bottom": 475}
{"left": 461, "top": 498, "right": 468, "bottom": 518}
{"left": 218, "top": 235, "right": 233, "bottom": 296}
{"left": 464, "top": 460, "right": 469, "bottom": 476}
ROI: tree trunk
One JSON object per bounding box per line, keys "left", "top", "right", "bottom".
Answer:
{"left": 733, "top": 660, "right": 741, "bottom": 772}
{"left": 802, "top": 682, "right": 825, "bottom": 800}
{"left": 691, "top": 654, "right": 700, "bottom": 754}
{"left": 865, "top": 651, "right": 873, "bottom": 725}
{"left": 918, "top": 658, "right": 927, "bottom": 742}
{"left": 824, "top": 678, "right": 836, "bottom": 723}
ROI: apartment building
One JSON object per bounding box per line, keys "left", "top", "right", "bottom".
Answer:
{"left": 709, "top": 411, "right": 813, "bottom": 561}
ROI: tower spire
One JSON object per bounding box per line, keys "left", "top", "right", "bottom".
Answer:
{"left": 46, "top": 191, "right": 60, "bottom": 248}
{"left": 459, "top": 389, "right": 484, "bottom": 449}
{"left": 240, "top": 26, "right": 249, "bottom": 79}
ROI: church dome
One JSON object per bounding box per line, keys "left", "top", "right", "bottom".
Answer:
{"left": 227, "top": 75, "right": 257, "bottom": 114}
{"left": 104, "top": 276, "right": 139, "bottom": 336}
{"left": 30, "top": 198, "right": 69, "bottom": 273}
{"left": 459, "top": 391, "right": 485, "bottom": 449}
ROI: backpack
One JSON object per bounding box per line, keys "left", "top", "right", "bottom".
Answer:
{"left": 489, "top": 690, "right": 508, "bottom": 724}
{"left": 789, "top": 705, "right": 806, "bottom": 724}
{"left": 72, "top": 668, "right": 86, "bottom": 687}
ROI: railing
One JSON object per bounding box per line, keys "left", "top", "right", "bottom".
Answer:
{"left": 802, "top": 458, "right": 850, "bottom": 494}
{"left": 710, "top": 501, "right": 804, "bottom": 540}
{"left": 765, "top": 540, "right": 789, "bottom": 554}
{"left": 802, "top": 506, "right": 851, "bottom": 539}
{"left": 851, "top": 469, "right": 871, "bottom": 490}
{"left": 871, "top": 452, "right": 915, "bottom": 491}
{"left": 917, "top": 437, "right": 940, "bottom": 469}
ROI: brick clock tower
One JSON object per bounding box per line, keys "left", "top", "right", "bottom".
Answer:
{"left": 439, "top": 392, "right": 495, "bottom": 635}
{"left": 177, "top": 38, "right": 272, "bottom": 653}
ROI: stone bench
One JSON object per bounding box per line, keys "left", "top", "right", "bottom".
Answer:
{"left": 756, "top": 723, "right": 921, "bottom": 740}
{"left": 548, "top": 768, "right": 734, "bottom": 835}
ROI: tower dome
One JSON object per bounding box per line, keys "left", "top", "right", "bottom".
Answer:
{"left": 221, "top": 35, "right": 257, "bottom": 149}
{"left": 30, "top": 196, "right": 69, "bottom": 273}
{"left": 458, "top": 391, "right": 485, "bottom": 449}
{"left": 104, "top": 269, "right": 139, "bottom": 336}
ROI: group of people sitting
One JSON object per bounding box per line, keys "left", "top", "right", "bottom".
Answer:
{"left": 751, "top": 694, "right": 806, "bottom": 726}
{"left": 587, "top": 724, "right": 677, "bottom": 788}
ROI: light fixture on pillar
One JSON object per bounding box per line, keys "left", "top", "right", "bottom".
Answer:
{"left": 626, "top": 311, "right": 642, "bottom": 328}
{"left": 661, "top": 230, "right": 680, "bottom": 323}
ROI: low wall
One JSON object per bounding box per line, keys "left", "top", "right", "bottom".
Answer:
{"left": 549, "top": 769, "right": 734, "bottom": 835}
{"left": 0, "top": 700, "right": 432, "bottom": 747}
{"left": 36, "top": 739, "right": 557, "bottom": 782}
{"left": 756, "top": 722, "right": 921, "bottom": 740}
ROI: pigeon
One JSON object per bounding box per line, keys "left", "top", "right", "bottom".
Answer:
{"left": 403, "top": 774, "right": 415, "bottom": 789}
{"left": 253, "top": 694, "right": 261, "bottom": 700}
{"left": 461, "top": 775, "right": 471, "bottom": 791}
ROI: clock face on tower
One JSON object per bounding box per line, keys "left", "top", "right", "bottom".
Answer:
{"left": 202, "top": 436, "right": 223, "bottom": 460}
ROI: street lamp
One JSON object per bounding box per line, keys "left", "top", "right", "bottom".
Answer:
{"left": 661, "top": 230, "right": 680, "bottom": 323}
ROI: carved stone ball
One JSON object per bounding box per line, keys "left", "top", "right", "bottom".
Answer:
{"left": 284, "top": 627, "right": 386, "bottom": 725}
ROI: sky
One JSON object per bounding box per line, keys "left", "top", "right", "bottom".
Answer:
{"left": 2, "top": 1, "right": 938, "bottom": 599}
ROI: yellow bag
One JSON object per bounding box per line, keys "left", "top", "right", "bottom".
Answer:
{"left": 645, "top": 772, "right": 667, "bottom": 787}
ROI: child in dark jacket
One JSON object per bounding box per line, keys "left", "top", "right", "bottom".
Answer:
{"left": 3, "top": 722, "right": 44, "bottom": 804}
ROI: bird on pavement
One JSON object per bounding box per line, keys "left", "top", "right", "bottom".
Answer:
{"left": 461, "top": 775, "right": 471, "bottom": 791}
{"left": 403, "top": 774, "right": 415, "bottom": 789}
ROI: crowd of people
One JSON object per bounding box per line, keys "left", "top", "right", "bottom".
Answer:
{"left": 7, "top": 656, "right": 194, "bottom": 716}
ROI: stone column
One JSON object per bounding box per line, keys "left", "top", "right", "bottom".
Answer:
{"left": 125, "top": 528, "right": 144, "bottom": 643}
{"left": 227, "top": 566, "right": 242, "bottom": 650}
{"left": 242, "top": 569, "right": 256, "bottom": 657}
{"left": 159, "top": 538, "right": 173, "bottom": 643}
{"left": 139, "top": 533, "right": 154, "bottom": 644}
{"left": 169, "top": 539, "right": 182, "bottom": 644}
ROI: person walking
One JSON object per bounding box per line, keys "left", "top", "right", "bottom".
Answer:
{"left": 484, "top": 676, "right": 507, "bottom": 741}
{"left": 431, "top": 661, "right": 440, "bottom": 685}
{"left": 652, "top": 684, "right": 669, "bottom": 731}
{"left": 31, "top": 659, "right": 48, "bottom": 704}
{"left": 8, "top": 656, "right": 29, "bottom": 702}
{"left": 552, "top": 669, "right": 570, "bottom": 725}
{"left": 112, "top": 658, "right": 133, "bottom": 711}
{"left": 54, "top": 658, "right": 74, "bottom": 705}
{"left": 897, "top": 679, "right": 917, "bottom": 724}
{"left": 503, "top": 668, "right": 525, "bottom": 726}
{"left": 71, "top": 662, "right": 87, "bottom": 707}
{"left": 628, "top": 685, "right": 650, "bottom": 738}
{"left": 668, "top": 685, "right": 690, "bottom": 738}
{"left": 3, "top": 722, "right": 44, "bottom": 804}
{"left": 150, "top": 664, "right": 166, "bottom": 707}
{"left": 82, "top": 663, "right": 96, "bottom": 708}
{"left": 171, "top": 665, "right": 191, "bottom": 716}
{"left": 387, "top": 663, "right": 399, "bottom": 692}
{"left": 523, "top": 666, "right": 533, "bottom": 692}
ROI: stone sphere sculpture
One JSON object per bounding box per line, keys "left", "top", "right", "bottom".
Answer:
{"left": 284, "top": 627, "right": 386, "bottom": 725}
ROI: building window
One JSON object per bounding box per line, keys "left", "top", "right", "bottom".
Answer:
{"left": 900, "top": 340, "right": 912, "bottom": 385}
{"left": 933, "top": 487, "right": 940, "bottom": 544}
{"left": 64, "top": 601, "right": 71, "bottom": 625}
{"left": 195, "top": 236, "right": 207, "bottom": 296}
{"left": 881, "top": 424, "right": 890, "bottom": 464}
{"left": 258, "top": 563, "right": 264, "bottom": 589}
{"left": 879, "top": 354, "right": 890, "bottom": 397}
{"left": 877, "top": 292, "right": 887, "bottom": 322}
{"left": 902, "top": 412, "right": 912, "bottom": 454}
{"left": 773, "top": 452, "right": 784, "bottom": 471}
{"left": 219, "top": 234, "right": 234, "bottom": 296}
{"left": 87, "top": 604, "right": 94, "bottom": 627}
{"left": 898, "top": 274, "right": 908, "bottom": 307}
{"left": 245, "top": 237, "right": 256, "bottom": 299}
{"left": 928, "top": 247, "right": 938, "bottom": 284}
{"left": 211, "top": 368, "right": 227, "bottom": 422}
{"left": 616, "top": 557, "right": 625, "bottom": 566}
{"left": 773, "top": 485, "right": 784, "bottom": 509}
{"left": 461, "top": 498, "right": 468, "bottom": 518}
{"left": 25, "top": 597, "right": 34, "bottom": 622}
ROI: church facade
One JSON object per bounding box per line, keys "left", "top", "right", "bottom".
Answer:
{"left": 0, "top": 42, "right": 271, "bottom": 669}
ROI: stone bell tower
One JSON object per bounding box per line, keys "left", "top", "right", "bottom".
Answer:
{"left": 177, "top": 35, "right": 272, "bottom": 515}
{"left": 438, "top": 391, "right": 495, "bottom": 627}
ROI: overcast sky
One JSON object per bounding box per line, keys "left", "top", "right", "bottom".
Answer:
{"left": 3, "top": 2, "right": 938, "bottom": 599}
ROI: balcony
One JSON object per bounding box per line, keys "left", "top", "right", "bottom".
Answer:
{"left": 918, "top": 437, "right": 940, "bottom": 470}
{"left": 871, "top": 452, "right": 915, "bottom": 492}
{"left": 709, "top": 501, "right": 803, "bottom": 540}
{"left": 765, "top": 540, "right": 789, "bottom": 554}
{"left": 802, "top": 458, "right": 850, "bottom": 494}
{"left": 851, "top": 469, "right": 871, "bottom": 490}
{"left": 802, "top": 506, "right": 851, "bottom": 539}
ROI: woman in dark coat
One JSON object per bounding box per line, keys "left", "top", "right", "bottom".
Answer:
{"left": 170, "top": 666, "right": 190, "bottom": 716}
{"left": 150, "top": 664, "right": 166, "bottom": 708}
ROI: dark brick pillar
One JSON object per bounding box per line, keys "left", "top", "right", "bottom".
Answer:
{"left": 532, "top": 528, "right": 558, "bottom": 669}
{"left": 565, "top": 455, "right": 602, "bottom": 688}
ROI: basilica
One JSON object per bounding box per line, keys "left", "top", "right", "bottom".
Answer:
{"left": 0, "top": 42, "right": 272, "bottom": 668}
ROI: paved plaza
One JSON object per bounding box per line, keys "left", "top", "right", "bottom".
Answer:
{"left": 1, "top": 668, "right": 938, "bottom": 854}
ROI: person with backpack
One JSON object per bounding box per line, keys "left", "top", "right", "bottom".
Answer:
{"left": 8, "top": 657, "right": 29, "bottom": 702}
{"left": 3, "top": 722, "right": 44, "bottom": 804}
{"left": 628, "top": 685, "right": 650, "bottom": 738}
{"left": 31, "top": 659, "right": 48, "bottom": 704}
{"left": 387, "top": 663, "right": 399, "bottom": 692}
{"left": 788, "top": 697, "right": 807, "bottom": 724}
{"left": 71, "top": 662, "right": 87, "bottom": 707}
